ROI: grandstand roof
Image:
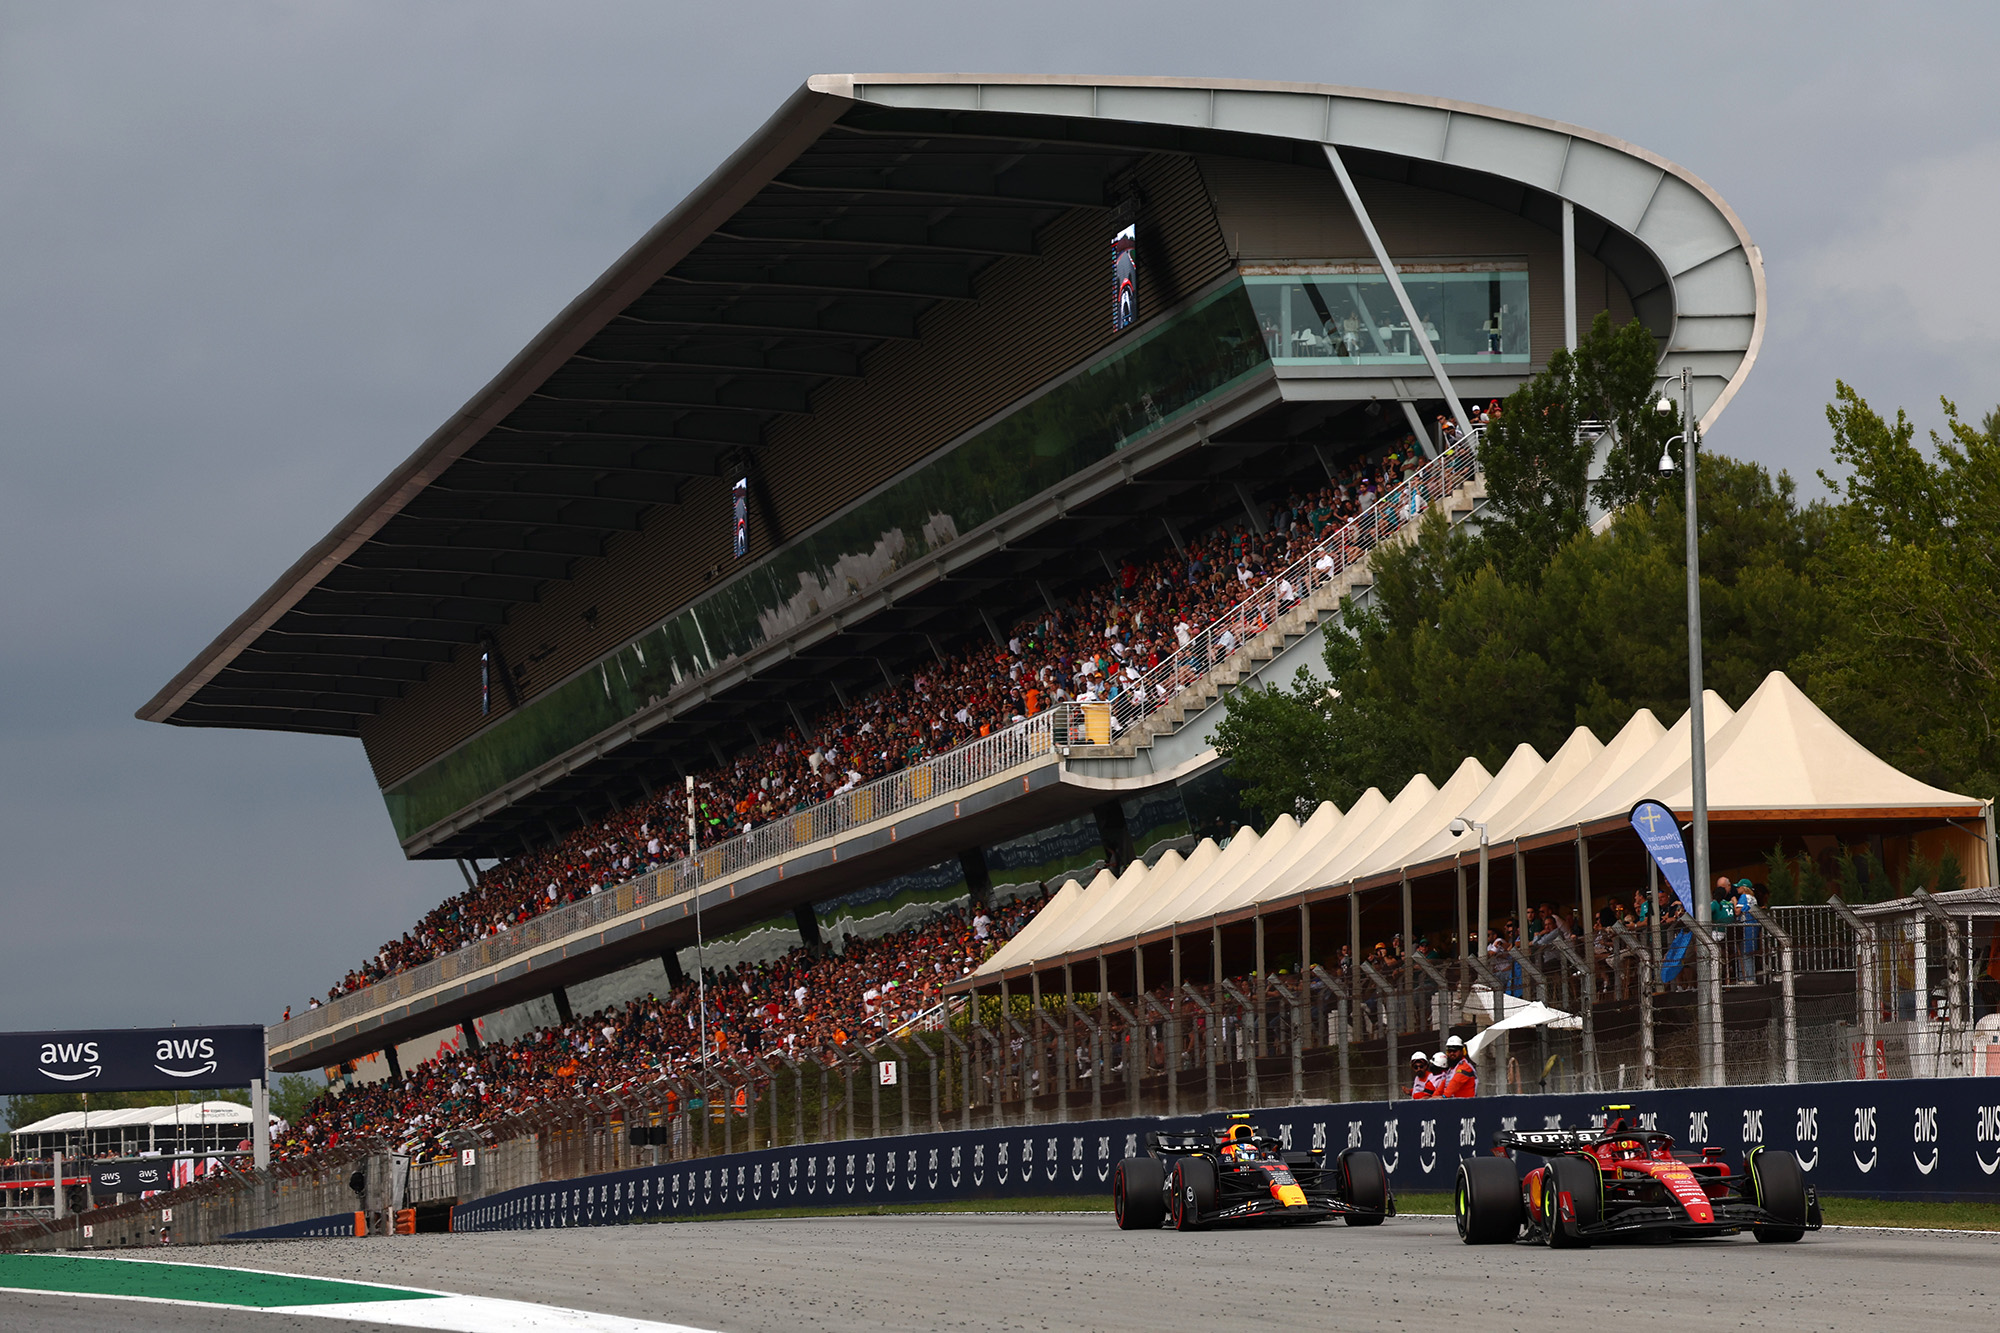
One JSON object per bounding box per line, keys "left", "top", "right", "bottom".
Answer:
{"left": 141, "top": 73, "right": 1765, "bottom": 856}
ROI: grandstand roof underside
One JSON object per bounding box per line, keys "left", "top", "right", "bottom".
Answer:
{"left": 140, "top": 75, "right": 1762, "bottom": 860}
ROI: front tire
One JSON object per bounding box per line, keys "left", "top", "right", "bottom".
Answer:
{"left": 1171, "top": 1158, "right": 1216, "bottom": 1232}
{"left": 1544, "top": 1155, "right": 1600, "bottom": 1248}
{"left": 1113, "top": 1157, "right": 1166, "bottom": 1230}
{"left": 1339, "top": 1150, "right": 1389, "bottom": 1226}
{"left": 1749, "top": 1148, "right": 1808, "bottom": 1243}
{"left": 1455, "top": 1157, "right": 1523, "bottom": 1245}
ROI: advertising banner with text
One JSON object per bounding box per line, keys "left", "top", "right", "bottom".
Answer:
{"left": 0, "top": 1026, "right": 265, "bottom": 1094}
{"left": 452, "top": 1076, "right": 2000, "bottom": 1232}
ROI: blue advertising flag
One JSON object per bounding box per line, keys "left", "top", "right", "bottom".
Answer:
{"left": 1629, "top": 799, "right": 1694, "bottom": 914}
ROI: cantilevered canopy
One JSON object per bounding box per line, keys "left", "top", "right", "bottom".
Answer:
{"left": 142, "top": 73, "right": 1764, "bottom": 817}
{"left": 139, "top": 87, "right": 1137, "bottom": 737}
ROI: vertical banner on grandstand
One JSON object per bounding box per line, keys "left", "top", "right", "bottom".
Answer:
{"left": 1630, "top": 799, "right": 1694, "bottom": 914}
{"left": 731, "top": 477, "right": 749, "bottom": 558}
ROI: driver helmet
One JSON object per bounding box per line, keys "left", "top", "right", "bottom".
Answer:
{"left": 1230, "top": 1123, "right": 1255, "bottom": 1143}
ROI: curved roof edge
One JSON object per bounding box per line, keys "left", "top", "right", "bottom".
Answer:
{"left": 141, "top": 73, "right": 1763, "bottom": 735}
{"left": 815, "top": 72, "right": 1765, "bottom": 430}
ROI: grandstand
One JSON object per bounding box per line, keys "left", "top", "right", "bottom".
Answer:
{"left": 139, "top": 74, "right": 1764, "bottom": 1080}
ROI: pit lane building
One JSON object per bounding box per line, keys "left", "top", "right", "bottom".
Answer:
{"left": 138, "top": 75, "right": 1764, "bottom": 1073}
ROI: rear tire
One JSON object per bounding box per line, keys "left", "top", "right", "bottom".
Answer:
{"left": 1544, "top": 1155, "right": 1600, "bottom": 1248}
{"left": 1455, "top": 1157, "right": 1522, "bottom": 1245}
{"left": 1749, "top": 1148, "right": 1808, "bottom": 1243}
{"left": 1171, "top": 1158, "right": 1216, "bottom": 1232}
{"left": 1113, "top": 1157, "right": 1166, "bottom": 1231}
{"left": 1339, "top": 1150, "right": 1389, "bottom": 1226}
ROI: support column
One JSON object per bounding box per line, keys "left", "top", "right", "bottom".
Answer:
{"left": 1093, "top": 801, "right": 1134, "bottom": 875}
{"left": 382, "top": 1045, "right": 403, "bottom": 1082}
{"left": 793, "top": 902, "right": 822, "bottom": 949}
{"left": 960, "top": 847, "right": 993, "bottom": 909}
{"left": 1562, "top": 198, "right": 1578, "bottom": 353}
{"left": 1514, "top": 843, "right": 1531, "bottom": 945}
{"left": 1399, "top": 401, "right": 1438, "bottom": 460}
{"left": 459, "top": 1020, "right": 482, "bottom": 1053}
{"left": 663, "top": 951, "right": 688, "bottom": 989}
{"left": 1169, "top": 933, "right": 1183, "bottom": 1118}
{"left": 1322, "top": 143, "right": 1474, "bottom": 442}
{"left": 250, "top": 1078, "right": 270, "bottom": 1172}
{"left": 1253, "top": 914, "right": 1267, "bottom": 1061}
{"left": 552, "top": 988, "right": 574, "bottom": 1025}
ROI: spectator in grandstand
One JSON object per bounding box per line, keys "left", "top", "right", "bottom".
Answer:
{"left": 309, "top": 451, "right": 1425, "bottom": 1006}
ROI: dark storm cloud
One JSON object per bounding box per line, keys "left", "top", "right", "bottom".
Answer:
{"left": 1, "top": 2, "right": 1993, "bottom": 1034}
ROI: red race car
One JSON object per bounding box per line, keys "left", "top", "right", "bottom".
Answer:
{"left": 1455, "top": 1105, "right": 1821, "bottom": 1247}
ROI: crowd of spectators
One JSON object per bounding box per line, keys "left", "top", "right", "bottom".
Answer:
{"left": 278, "top": 895, "right": 1044, "bottom": 1163}
{"left": 307, "top": 446, "right": 1434, "bottom": 1008}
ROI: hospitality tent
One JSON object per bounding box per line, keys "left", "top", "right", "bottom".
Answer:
{"left": 960, "top": 672, "right": 1989, "bottom": 992}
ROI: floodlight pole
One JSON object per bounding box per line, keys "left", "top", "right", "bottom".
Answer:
{"left": 687, "top": 775, "right": 708, "bottom": 1070}
{"left": 1673, "top": 366, "right": 1720, "bottom": 1085}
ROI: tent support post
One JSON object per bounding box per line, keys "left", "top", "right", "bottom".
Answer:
{"left": 1168, "top": 933, "right": 1182, "bottom": 1119}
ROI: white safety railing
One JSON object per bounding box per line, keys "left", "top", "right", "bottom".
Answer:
{"left": 273, "top": 704, "right": 1080, "bottom": 1046}
{"left": 1105, "top": 435, "right": 1480, "bottom": 736}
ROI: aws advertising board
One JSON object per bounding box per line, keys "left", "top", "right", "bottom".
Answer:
{"left": 0, "top": 1026, "right": 265, "bottom": 1093}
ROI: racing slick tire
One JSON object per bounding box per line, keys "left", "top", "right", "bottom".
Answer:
{"left": 1748, "top": 1147, "right": 1808, "bottom": 1243}
{"left": 1171, "top": 1158, "right": 1217, "bottom": 1232}
{"left": 1114, "top": 1157, "right": 1167, "bottom": 1230}
{"left": 1455, "top": 1157, "right": 1523, "bottom": 1245}
{"left": 1543, "top": 1155, "right": 1600, "bottom": 1249}
{"left": 1339, "top": 1150, "right": 1389, "bottom": 1226}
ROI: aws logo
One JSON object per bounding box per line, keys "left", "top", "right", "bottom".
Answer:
{"left": 154, "top": 1037, "right": 217, "bottom": 1079}
{"left": 1976, "top": 1106, "right": 2000, "bottom": 1176}
{"left": 1853, "top": 1105, "right": 1878, "bottom": 1173}
{"left": 1795, "top": 1106, "right": 1819, "bottom": 1171}
{"left": 38, "top": 1041, "right": 100, "bottom": 1081}
{"left": 1913, "top": 1106, "right": 1940, "bottom": 1175}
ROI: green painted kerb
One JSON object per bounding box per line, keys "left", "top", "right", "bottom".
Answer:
{"left": 0, "top": 1253, "right": 432, "bottom": 1308}
{"left": 382, "top": 279, "right": 1269, "bottom": 843}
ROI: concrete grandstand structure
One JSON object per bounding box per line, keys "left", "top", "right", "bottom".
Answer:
{"left": 140, "top": 74, "right": 1766, "bottom": 1076}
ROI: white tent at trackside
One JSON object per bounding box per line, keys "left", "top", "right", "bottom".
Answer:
{"left": 966, "top": 672, "right": 1985, "bottom": 984}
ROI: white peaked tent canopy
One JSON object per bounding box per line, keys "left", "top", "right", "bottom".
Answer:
{"left": 963, "top": 672, "right": 1985, "bottom": 987}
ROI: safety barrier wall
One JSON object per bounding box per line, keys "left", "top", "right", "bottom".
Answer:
{"left": 451, "top": 1074, "right": 2000, "bottom": 1230}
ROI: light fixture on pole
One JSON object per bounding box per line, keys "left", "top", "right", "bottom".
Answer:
{"left": 1657, "top": 366, "right": 1719, "bottom": 1084}
{"left": 1448, "top": 816, "right": 1501, "bottom": 1023}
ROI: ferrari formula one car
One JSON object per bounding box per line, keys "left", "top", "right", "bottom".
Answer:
{"left": 1113, "top": 1115, "right": 1394, "bottom": 1231}
{"left": 1455, "top": 1106, "right": 1822, "bottom": 1247}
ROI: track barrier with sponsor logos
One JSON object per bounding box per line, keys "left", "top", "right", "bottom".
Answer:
{"left": 450, "top": 1075, "right": 2000, "bottom": 1230}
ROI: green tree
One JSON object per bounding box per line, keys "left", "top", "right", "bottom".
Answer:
{"left": 1797, "top": 384, "right": 2000, "bottom": 798}
{"left": 268, "top": 1073, "right": 325, "bottom": 1127}
{"left": 1215, "top": 454, "right": 1832, "bottom": 822}
{"left": 1475, "top": 311, "right": 1682, "bottom": 579}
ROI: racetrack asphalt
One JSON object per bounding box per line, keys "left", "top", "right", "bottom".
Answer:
{"left": 20, "top": 1213, "right": 2000, "bottom": 1332}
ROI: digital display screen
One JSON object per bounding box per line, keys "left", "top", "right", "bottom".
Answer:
{"left": 731, "top": 477, "right": 749, "bottom": 557}
{"left": 1112, "top": 224, "right": 1136, "bottom": 331}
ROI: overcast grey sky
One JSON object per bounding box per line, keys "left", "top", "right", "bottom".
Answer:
{"left": 2, "top": 2, "right": 1995, "bottom": 1035}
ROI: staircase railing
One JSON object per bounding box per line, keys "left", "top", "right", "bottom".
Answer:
{"left": 1103, "top": 433, "right": 1482, "bottom": 738}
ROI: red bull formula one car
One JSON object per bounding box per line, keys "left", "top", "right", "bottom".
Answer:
{"left": 1114, "top": 1116, "right": 1393, "bottom": 1231}
{"left": 1455, "top": 1106, "right": 1821, "bottom": 1246}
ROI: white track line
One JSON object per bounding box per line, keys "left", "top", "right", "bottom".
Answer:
{"left": 3, "top": 1254, "right": 722, "bottom": 1333}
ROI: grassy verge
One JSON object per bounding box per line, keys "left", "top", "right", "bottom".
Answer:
{"left": 1816, "top": 1198, "right": 2000, "bottom": 1231}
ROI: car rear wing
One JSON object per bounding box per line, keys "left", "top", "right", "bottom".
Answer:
{"left": 1495, "top": 1127, "right": 1678, "bottom": 1156}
